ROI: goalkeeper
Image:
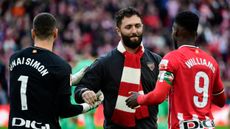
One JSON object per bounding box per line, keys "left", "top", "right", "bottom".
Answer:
{"left": 8, "top": 13, "right": 103, "bottom": 129}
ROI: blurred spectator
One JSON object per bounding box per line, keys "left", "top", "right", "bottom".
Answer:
{"left": 0, "top": 0, "right": 229, "bottom": 72}
{"left": 0, "top": 59, "right": 8, "bottom": 104}
{"left": 0, "top": 86, "right": 7, "bottom": 105}
{"left": 0, "top": 60, "right": 7, "bottom": 94}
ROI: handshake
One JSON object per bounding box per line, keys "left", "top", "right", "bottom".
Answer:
{"left": 81, "top": 90, "right": 104, "bottom": 113}
{"left": 71, "top": 66, "right": 104, "bottom": 113}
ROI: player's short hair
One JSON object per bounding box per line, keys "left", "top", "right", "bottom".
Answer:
{"left": 115, "top": 7, "right": 142, "bottom": 27}
{"left": 33, "top": 12, "right": 57, "bottom": 39}
{"left": 175, "top": 11, "right": 199, "bottom": 33}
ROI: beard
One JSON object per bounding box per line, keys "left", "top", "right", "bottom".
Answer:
{"left": 121, "top": 33, "right": 142, "bottom": 49}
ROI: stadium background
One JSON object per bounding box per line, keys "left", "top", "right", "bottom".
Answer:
{"left": 0, "top": 0, "right": 229, "bottom": 128}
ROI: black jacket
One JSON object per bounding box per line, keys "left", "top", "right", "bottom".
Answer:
{"left": 75, "top": 48, "right": 161, "bottom": 129}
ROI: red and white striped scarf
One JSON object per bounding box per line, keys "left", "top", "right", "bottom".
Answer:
{"left": 111, "top": 41, "right": 149, "bottom": 127}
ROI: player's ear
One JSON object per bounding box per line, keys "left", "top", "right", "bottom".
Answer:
{"left": 175, "top": 27, "right": 183, "bottom": 39}
{"left": 31, "top": 29, "right": 35, "bottom": 40}
{"left": 174, "top": 26, "right": 180, "bottom": 36}
{"left": 53, "top": 28, "right": 58, "bottom": 39}
{"left": 116, "top": 27, "right": 121, "bottom": 37}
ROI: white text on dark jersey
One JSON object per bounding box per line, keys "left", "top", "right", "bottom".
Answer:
{"left": 10, "top": 57, "right": 49, "bottom": 76}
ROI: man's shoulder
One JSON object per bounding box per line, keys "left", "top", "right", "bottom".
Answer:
{"left": 48, "top": 53, "right": 67, "bottom": 63}
{"left": 10, "top": 48, "right": 30, "bottom": 60}
{"left": 162, "top": 50, "right": 178, "bottom": 59}
{"left": 96, "top": 49, "right": 121, "bottom": 62}
{"left": 144, "top": 49, "right": 161, "bottom": 57}
{"left": 144, "top": 49, "right": 162, "bottom": 63}
{"left": 48, "top": 54, "right": 71, "bottom": 69}
{"left": 199, "top": 49, "right": 218, "bottom": 65}
{"left": 43, "top": 53, "right": 71, "bottom": 75}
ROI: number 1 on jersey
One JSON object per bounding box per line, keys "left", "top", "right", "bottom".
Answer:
{"left": 18, "top": 75, "right": 29, "bottom": 110}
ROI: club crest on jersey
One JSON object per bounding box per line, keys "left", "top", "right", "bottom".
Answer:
{"left": 147, "top": 62, "right": 155, "bottom": 71}
{"left": 159, "top": 59, "right": 169, "bottom": 69}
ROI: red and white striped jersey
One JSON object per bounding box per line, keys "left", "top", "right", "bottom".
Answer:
{"left": 159, "top": 45, "right": 224, "bottom": 129}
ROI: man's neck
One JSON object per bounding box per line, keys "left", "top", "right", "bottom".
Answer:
{"left": 177, "top": 38, "right": 196, "bottom": 48}
{"left": 34, "top": 38, "right": 54, "bottom": 51}
{"left": 124, "top": 46, "right": 139, "bottom": 54}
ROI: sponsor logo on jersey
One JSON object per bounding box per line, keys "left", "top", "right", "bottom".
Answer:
{"left": 12, "top": 117, "right": 50, "bottom": 129}
{"left": 182, "top": 119, "right": 215, "bottom": 129}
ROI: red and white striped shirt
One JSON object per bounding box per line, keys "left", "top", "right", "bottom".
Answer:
{"left": 158, "top": 45, "right": 224, "bottom": 129}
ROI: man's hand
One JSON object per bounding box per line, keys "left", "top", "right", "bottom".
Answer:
{"left": 81, "top": 90, "right": 104, "bottom": 113}
{"left": 71, "top": 66, "right": 89, "bottom": 85}
{"left": 126, "top": 92, "right": 140, "bottom": 109}
{"left": 96, "top": 90, "right": 104, "bottom": 102}
{"left": 82, "top": 90, "right": 97, "bottom": 105}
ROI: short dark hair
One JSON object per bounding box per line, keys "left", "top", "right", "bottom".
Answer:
{"left": 115, "top": 7, "right": 142, "bottom": 27}
{"left": 174, "top": 11, "right": 199, "bottom": 33}
{"left": 33, "top": 12, "right": 57, "bottom": 39}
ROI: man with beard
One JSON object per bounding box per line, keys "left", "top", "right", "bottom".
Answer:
{"left": 74, "top": 7, "right": 161, "bottom": 129}
{"left": 126, "top": 11, "right": 226, "bottom": 129}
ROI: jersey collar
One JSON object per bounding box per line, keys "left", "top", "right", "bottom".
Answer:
{"left": 178, "top": 45, "right": 198, "bottom": 49}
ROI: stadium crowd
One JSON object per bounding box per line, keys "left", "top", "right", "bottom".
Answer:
{"left": 0, "top": 0, "right": 229, "bottom": 108}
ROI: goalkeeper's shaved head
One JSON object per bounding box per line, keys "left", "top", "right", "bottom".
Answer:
{"left": 33, "top": 12, "right": 57, "bottom": 40}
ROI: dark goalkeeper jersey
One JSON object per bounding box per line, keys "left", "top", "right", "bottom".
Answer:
{"left": 8, "top": 46, "right": 82, "bottom": 129}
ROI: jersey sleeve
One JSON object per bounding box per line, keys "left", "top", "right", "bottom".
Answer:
{"left": 212, "top": 64, "right": 226, "bottom": 107}
{"left": 74, "top": 58, "right": 104, "bottom": 103}
{"left": 157, "top": 52, "right": 178, "bottom": 86}
{"left": 137, "top": 53, "right": 176, "bottom": 105}
{"left": 55, "top": 64, "right": 85, "bottom": 117}
{"left": 159, "top": 52, "right": 177, "bottom": 72}
{"left": 56, "top": 64, "right": 72, "bottom": 95}
{"left": 213, "top": 65, "right": 224, "bottom": 95}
